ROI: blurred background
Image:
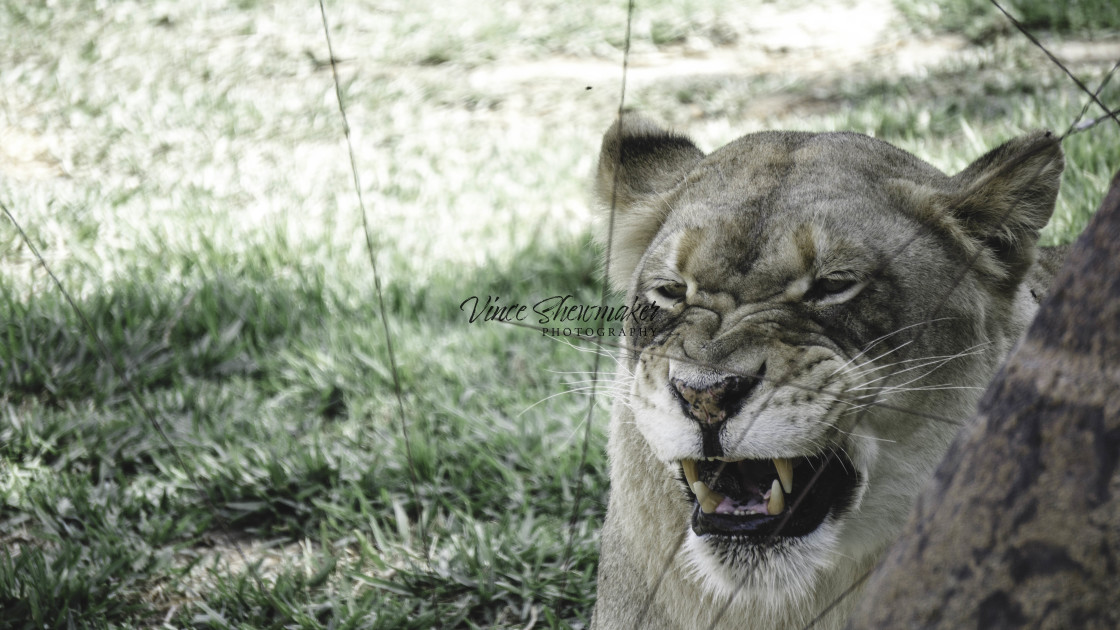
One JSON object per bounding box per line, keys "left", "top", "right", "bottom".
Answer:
{"left": 1, "top": 0, "right": 1118, "bottom": 627}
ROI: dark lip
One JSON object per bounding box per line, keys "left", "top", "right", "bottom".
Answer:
{"left": 686, "top": 451, "right": 860, "bottom": 539}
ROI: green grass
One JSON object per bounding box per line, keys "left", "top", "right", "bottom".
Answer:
{"left": 1, "top": 237, "right": 608, "bottom": 628}
{"left": 895, "top": 0, "right": 1120, "bottom": 40}
{"left": 1, "top": 0, "right": 1118, "bottom": 628}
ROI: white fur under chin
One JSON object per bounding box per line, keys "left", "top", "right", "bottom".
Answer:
{"left": 681, "top": 518, "right": 840, "bottom": 614}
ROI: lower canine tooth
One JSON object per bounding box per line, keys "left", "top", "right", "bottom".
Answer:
{"left": 767, "top": 479, "right": 785, "bottom": 515}
{"left": 691, "top": 480, "right": 724, "bottom": 514}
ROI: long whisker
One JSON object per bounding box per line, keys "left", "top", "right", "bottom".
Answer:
{"left": 834, "top": 340, "right": 914, "bottom": 377}
{"left": 848, "top": 344, "right": 990, "bottom": 386}
{"left": 517, "top": 385, "right": 623, "bottom": 417}
{"left": 493, "top": 317, "right": 966, "bottom": 427}
{"left": 828, "top": 316, "right": 957, "bottom": 376}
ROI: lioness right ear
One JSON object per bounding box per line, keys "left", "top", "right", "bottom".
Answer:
{"left": 595, "top": 113, "right": 704, "bottom": 292}
{"left": 945, "top": 131, "right": 1064, "bottom": 292}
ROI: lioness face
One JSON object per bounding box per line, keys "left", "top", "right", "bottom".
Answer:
{"left": 596, "top": 115, "right": 1062, "bottom": 600}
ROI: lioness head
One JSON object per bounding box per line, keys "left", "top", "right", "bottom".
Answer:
{"left": 593, "top": 114, "right": 1063, "bottom": 628}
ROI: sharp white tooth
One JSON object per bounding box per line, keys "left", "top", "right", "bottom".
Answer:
{"left": 681, "top": 460, "right": 699, "bottom": 487}
{"left": 691, "top": 480, "right": 724, "bottom": 514}
{"left": 774, "top": 457, "right": 794, "bottom": 493}
{"left": 767, "top": 479, "right": 785, "bottom": 515}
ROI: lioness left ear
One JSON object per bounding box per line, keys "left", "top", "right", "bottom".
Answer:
{"left": 595, "top": 113, "right": 704, "bottom": 292}
{"left": 946, "top": 131, "right": 1064, "bottom": 290}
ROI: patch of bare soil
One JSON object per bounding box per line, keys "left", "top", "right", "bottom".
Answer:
{"left": 0, "top": 125, "right": 65, "bottom": 182}
{"left": 463, "top": 0, "right": 1119, "bottom": 122}
{"left": 466, "top": 0, "right": 965, "bottom": 112}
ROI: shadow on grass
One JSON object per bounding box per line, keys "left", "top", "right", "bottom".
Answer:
{"left": 2, "top": 232, "right": 608, "bottom": 628}
{"left": 1, "top": 232, "right": 602, "bottom": 403}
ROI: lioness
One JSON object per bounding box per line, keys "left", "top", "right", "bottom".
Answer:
{"left": 591, "top": 114, "right": 1065, "bottom": 629}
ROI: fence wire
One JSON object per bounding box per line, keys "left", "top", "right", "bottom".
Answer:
{"left": 1, "top": 0, "right": 1118, "bottom": 627}
{"left": 560, "top": 0, "right": 1120, "bottom": 627}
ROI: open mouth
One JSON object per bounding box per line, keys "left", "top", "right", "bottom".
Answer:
{"left": 680, "top": 451, "right": 859, "bottom": 539}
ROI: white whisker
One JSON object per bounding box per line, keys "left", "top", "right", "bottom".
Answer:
{"left": 830, "top": 317, "right": 956, "bottom": 376}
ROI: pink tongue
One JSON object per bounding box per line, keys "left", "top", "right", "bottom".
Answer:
{"left": 714, "top": 495, "right": 770, "bottom": 516}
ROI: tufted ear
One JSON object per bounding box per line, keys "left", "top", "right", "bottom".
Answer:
{"left": 945, "top": 131, "right": 1064, "bottom": 291}
{"left": 595, "top": 113, "right": 704, "bottom": 292}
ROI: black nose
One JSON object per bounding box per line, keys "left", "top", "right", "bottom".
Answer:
{"left": 670, "top": 364, "right": 765, "bottom": 426}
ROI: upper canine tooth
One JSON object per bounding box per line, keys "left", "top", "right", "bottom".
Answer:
{"left": 767, "top": 479, "right": 785, "bottom": 515}
{"left": 773, "top": 457, "right": 793, "bottom": 493}
{"left": 681, "top": 460, "right": 699, "bottom": 486}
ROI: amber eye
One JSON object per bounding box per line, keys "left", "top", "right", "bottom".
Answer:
{"left": 654, "top": 282, "right": 687, "bottom": 301}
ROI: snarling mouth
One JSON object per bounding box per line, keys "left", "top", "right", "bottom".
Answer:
{"left": 680, "top": 452, "right": 858, "bottom": 539}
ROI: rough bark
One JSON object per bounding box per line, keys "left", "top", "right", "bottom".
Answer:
{"left": 846, "top": 170, "right": 1120, "bottom": 630}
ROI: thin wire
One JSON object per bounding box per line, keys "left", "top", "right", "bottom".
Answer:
{"left": 991, "top": 0, "right": 1120, "bottom": 130}
{"left": 564, "top": 2, "right": 1093, "bottom": 625}
{"left": 799, "top": 567, "right": 875, "bottom": 630}
{"left": 1066, "top": 105, "right": 1120, "bottom": 137}
{"left": 708, "top": 136, "right": 1061, "bottom": 630}
{"left": 630, "top": 528, "right": 689, "bottom": 628}
{"left": 534, "top": 117, "right": 1064, "bottom": 630}
{"left": 317, "top": 1, "right": 429, "bottom": 567}
{"left": 1065, "top": 58, "right": 1120, "bottom": 136}
{"left": 564, "top": 152, "right": 1010, "bottom": 625}
{"left": 781, "top": 10, "right": 1120, "bottom": 626}
{"left": 555, "top": 0, "right": 637, "bottom": 620}
{"left": 1, "top": 201, "right": 266, "bottom": 593}
{"left": 784, "top": 8, "right": 1120, "bottom": 623}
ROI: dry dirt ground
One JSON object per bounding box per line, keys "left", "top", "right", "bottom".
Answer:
{"left": 463, "top": 0, "right": 1119, "bottom": 124}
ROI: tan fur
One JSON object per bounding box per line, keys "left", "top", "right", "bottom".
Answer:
{"left": 591, "top": 114, "right": 1064, "bottom": 629}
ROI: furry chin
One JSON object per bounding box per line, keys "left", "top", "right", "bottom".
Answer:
{"left": 680, "top": 519, "right": 839, "bottom": 607}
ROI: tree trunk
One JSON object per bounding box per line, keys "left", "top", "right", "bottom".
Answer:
{"left": 846, "top": 170, "right": 1120, "bottom": 630}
